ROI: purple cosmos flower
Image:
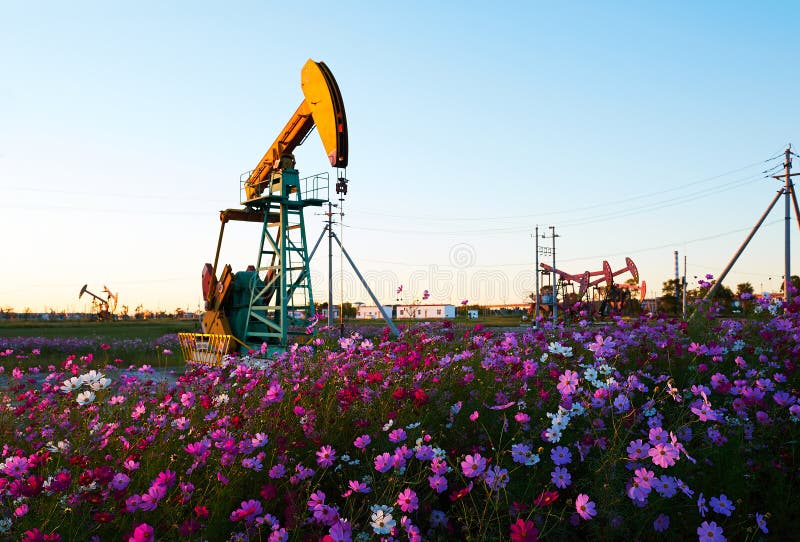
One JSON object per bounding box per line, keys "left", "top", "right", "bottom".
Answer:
{"left": 551, "top": 466, "right": 571, "bottom": 488}
{"left": 653, "top": 513, "right": 670, "bottom": 532}
{"left": 709, "top": 494, "right": 735, "bottom": 517}
{"left": 696, "top": 521, "right": 724, "bottom": 542}
{"left": 461, "top": 453, "right": 487, "bottom": 478}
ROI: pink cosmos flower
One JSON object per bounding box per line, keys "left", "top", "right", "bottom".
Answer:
{"left": 347, "top": 480, "right": 370, "bottom": 494}
{"left": 556, "top": 370, "right": 579, "bottom": 395}
{"left": 307, "top": 490, "right": 326, "bottom": 510}
{"left": 388, "top": 428, "right": 407, "bottom": 443}
{"left": 2, "top": 456, "right": 30, "bottom": 478}
{"left": 509, "top": 518, "right": 539, "bottom": 542}
{"left": 397, "top": 487, "right": 419, "bottom": 512}
{"left": 696, "top": 521, "right": 724, "bottom": 542}
{"left": 649, "top": 443, "right": 679, "bottom": 468}
{"left": 230, "top": 499, "right": 263, "bottom": 522}
{"left": 461, "top": 453, "right": 487, "bottom": 478}
{"left": 354, "top": 434, "right": 371, "bottom": 449}
{"left": 316, "top": 445, "right": 336, "bottom": 468}
{"left": 575, "top": 493, "right": 596, "bottom": 520}
{"left": 128, "top": 522, "right": 154, "bottom": 542}
{"left": 374, "top": 452, "right": 393, "bottom": 473}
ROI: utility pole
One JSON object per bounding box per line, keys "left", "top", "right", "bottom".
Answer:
{"left": 551, "top": 227, "right": 558, "bottom": 324}
{"left": 682, "top": 255, "right": 687, "bottom": 320}
{"left": 674, "top": 251, "right": 680, "bottom": 316}
{"left": 533, "top": 226, "right": 540, "bottom": 327}
{"left": 784, "top": 146, "right": 793, "bottom": 301}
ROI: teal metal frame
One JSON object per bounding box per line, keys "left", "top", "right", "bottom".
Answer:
{"left": 233, "top": 169, "right": 327, "bottom": 352}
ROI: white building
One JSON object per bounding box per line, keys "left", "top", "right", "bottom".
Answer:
{"left": 356, "top": 305, "right": 393, "bottom": 320}
{"left": 396, "top": 304, "right": 455, "bottom": 319}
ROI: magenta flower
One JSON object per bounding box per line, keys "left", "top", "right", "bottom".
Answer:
{"left": 461, "top": 453, "right": 487, "bottom": 478}
{"left": 13, "top": 503, "right": 29, "bottom": 517}
{"left": 354, "top": 434, "right": 371, "bottom": 449}
{"left": 696, "top": 521, "right": 725, "bottom": 542}
{"left": 128, "top": 522, "right": 154, "bottom": 542}
{"left": 316, "top": 445, "right": 336, "bottom": 468}
{"left": 230, "top": 499, "right": 263, "bottom": 522}
{"left": 374, "top": 452, "right": 393, "bottom": 473}
{"left": 347, "top": 480, "right": 370, "bottom": 494}
{"left": 307, "top": 489, "right": 326, "bottom": 510}
{"left": 509, "top": 518, "right": 539, "bottom": 542}
{"left": 397, "top": 487, "right": 419, "bottom": 512}
{"left": 575, "top": 493, "right": 596, "bottom": 520}
{"left": 388, "top": 428, "right": 407, "bottom": 443}
{"left": 1, "top": 456, "right": 30, "bottom": 478}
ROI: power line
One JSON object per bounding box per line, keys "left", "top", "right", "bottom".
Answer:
{"left": 346, "top": 154, "right": 780, "bottom": 222}
{"left": 344, "top": 171, "right": 766, "bottom": 235}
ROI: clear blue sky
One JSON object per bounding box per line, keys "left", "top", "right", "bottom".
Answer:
{"left": 2, "top": 1, "right": 799, "bottom": 313}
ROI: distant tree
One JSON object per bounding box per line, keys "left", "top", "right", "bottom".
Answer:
{"left": 736, "top": 282, "right": 754, "bottom": 296}
{"left": 341, "top": 302, "right": 357, "bottom": 319}
{"left": 779, "top": 275, "right": 800, "bottom": 296}
{"left": 659, "top": 279, "right": 681, "bottom": 314}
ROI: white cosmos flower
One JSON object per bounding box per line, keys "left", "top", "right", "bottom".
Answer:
{"left": 76, "top": 390, "right": 96, "bottom": 405}
{"left": 369, "top": 507, "right": 395, "bottom": 535}
{"left": 89, "top": 377, "right": 112, "bottom": 391}
{"left": 82, "top": 370, "right": 105, "bottom": 385}
{"left": 60, "top": 376, "right": 84, "bottom": 393}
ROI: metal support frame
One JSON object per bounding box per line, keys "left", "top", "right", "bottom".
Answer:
{"left": 330, "top": 231, "right": 400, "bottom": 337}
{"left": 241, "top": 169, "right": 317, "bottom": 350}
{"left": 699, "top": 147, "right": 799, "bottom": 310}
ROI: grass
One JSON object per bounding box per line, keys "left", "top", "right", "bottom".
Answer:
{"left": 0, "top": 319, "right": 198, "bottom": 369}
{"left": 0, "top": 318, "right": 200, "bottom": 340}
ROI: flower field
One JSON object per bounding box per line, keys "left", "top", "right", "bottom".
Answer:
{"left": 1, "top": 294, "right": 798, "bottom": 541}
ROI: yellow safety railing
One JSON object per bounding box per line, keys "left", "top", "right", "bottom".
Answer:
{"left": 178, "top": 333, "right": 236, "bottom": 366}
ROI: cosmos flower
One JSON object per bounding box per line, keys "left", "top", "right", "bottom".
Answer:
{"left": 575, "top": 493, "right": 596, "bottom": 520}
{"left": 696, "top": 521, "right": 725, "bottom": 542}
{"left": 461, "top": 453, "right": 487, "bottom": 478}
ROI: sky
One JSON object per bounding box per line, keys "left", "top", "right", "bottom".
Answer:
{"left": 2, "top": 1, "right": 799, "bottom": 314}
